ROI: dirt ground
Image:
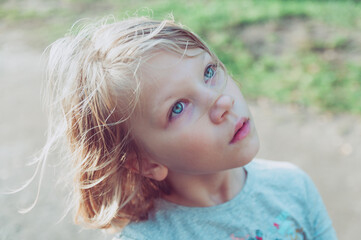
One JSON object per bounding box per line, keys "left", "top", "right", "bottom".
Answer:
{"left": 1, "top": 23, "right": 360, "bottom": 239}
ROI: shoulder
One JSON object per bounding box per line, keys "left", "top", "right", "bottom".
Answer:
{"left": 113, "top": 209, "right": 171, "bottom": 240}
{"left": 248, "top": 158, "right": 302, "bottom": 171}
{"left": 246, "top": 158, "right": 315, "bottom": 195}
{"left": 248, "top": 158, "right": 309, "bottom": 178}
{"left": 113, "top": 219, "right": 162, "bottom": 240}
{"left": 112, "top": 224, "right": 149, "bottom": 240}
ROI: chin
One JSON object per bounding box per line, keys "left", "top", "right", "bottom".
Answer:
{"left": 244, "top": 134, "right": 260, "bottom": 165}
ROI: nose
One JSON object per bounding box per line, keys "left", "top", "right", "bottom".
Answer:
{"left": 209, "top": 94, "right": 234, "bottom": 124}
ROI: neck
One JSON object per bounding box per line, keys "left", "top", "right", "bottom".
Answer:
{"left": 162, "top": 167, "right": 246, "bottom": 207}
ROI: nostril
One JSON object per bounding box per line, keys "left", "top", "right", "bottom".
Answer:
{"left": 210, "top": 94, "right": 234, "bottom": 123}
{"left": 221, "top": 110, "right": 228, "bottom": 119}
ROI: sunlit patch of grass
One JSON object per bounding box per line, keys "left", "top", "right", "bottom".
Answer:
{"left": 1, "top": 0, "right": 360, "bottom": 114}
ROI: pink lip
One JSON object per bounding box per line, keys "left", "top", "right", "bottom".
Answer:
{"left": 230, "top": 118, "right": 250, "bottom": 144}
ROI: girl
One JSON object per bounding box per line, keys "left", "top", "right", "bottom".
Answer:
{"left": 43, "top": 16, "right": 337, "bottom": 239}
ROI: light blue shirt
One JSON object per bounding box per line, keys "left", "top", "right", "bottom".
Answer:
{"left": 114, "top": 159, "right": 337, "bottom": 240}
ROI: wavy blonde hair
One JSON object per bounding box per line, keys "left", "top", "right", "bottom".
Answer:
{"left": 41, "top": 15, "right": 220, "bottom": 230}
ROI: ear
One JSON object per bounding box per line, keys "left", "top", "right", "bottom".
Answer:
{"left": 125, "top": 153, "right": 168, "bottom": 181}
{"left": 141, "top": 159, "right": 169, "bottom": 182}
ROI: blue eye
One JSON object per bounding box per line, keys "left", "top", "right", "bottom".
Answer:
{"left": 204, "top": 64, "right": 217, "bottom": 84}
{"left": 170, "top": 101, "right": 185, "bottom": 119}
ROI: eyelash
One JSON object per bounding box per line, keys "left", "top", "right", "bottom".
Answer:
{"left": 204, "top": 64, "right": 217, "bottom": 85}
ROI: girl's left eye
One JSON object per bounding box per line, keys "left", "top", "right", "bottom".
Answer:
{"left": 204, "top": 64, "right": 217, "bottom": 84}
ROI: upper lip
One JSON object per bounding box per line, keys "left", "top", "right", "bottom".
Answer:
{"left": 230, "top": 117, "right": 249, "bottom": 143}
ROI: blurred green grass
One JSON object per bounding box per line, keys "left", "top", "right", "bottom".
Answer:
{"left": 1, "top": 0, "right": 360, "bottom": 114}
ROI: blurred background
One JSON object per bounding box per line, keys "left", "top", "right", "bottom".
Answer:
{"left": 0, "top": 0, "right": 360, "bottom": 239}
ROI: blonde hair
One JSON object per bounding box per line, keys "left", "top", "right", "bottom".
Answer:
{"left": 41, "top": 15, "right": 221, "bottom": 230}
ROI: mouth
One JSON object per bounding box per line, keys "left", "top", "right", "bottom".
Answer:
{"left": 230, "top": 118, "right": 250, "bottom": 144}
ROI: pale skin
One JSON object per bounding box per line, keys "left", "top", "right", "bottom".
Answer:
{"left": 129, "top": 49, "right": 260, "bottom": 207}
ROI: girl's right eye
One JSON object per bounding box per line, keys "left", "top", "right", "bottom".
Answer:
{"left": 169, "top": 101, "right": 185, "bottom": 120}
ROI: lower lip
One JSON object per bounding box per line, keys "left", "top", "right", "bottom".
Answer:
{"left": 230, "top": 120, "right": 250, "bottom": 144}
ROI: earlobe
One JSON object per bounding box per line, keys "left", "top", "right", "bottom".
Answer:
{"left": 125, "top": 153, "right": 168, "bottom": 181}
{"left": 142, "top": 162, "right": 168, "bottom": 181}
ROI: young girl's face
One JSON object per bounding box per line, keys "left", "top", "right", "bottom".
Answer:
{"left": 130, "top": 49, "right": 259, "bottom": 176}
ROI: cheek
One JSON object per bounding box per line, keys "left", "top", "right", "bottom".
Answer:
{"left": 170, "top": 131, "right": 206, "bottom": 156}
{"left": 174, "top": 128, "right": 221, "bottom": 159}
{"left": 178, "top": 132, "right": 207, "bottom": 153}
{"left": 158, "top": 130, "right": 213, "bottom": 167}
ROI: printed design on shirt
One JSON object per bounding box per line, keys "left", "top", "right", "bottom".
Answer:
{"left": 230, "top": 211, "right": 306, "bottom": 240}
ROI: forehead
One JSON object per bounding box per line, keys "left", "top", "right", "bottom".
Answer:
{"left": 140, "top": 48, "right": 207, "bottom": 88}
{"left": 142, "top": 48, "right": 205, "bottom": 72}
